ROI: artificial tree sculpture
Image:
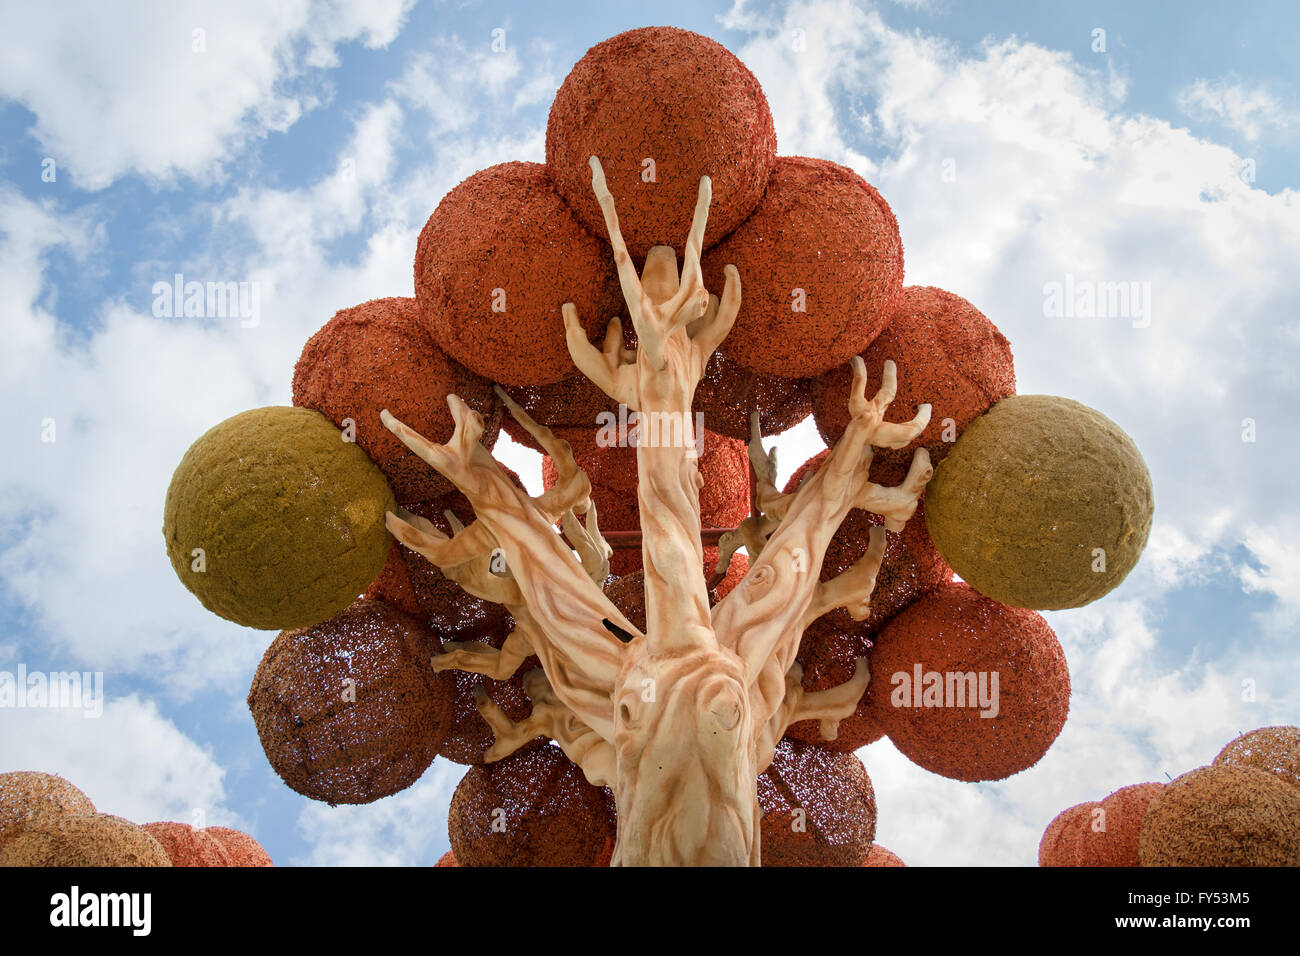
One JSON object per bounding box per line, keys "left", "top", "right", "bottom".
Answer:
{"left": 381, "top": 159, "right": 931, "bottom": 865}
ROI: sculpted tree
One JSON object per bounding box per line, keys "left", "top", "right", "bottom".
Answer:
{"left": 160, "top": 26, "right": 1154, "bottom": 868}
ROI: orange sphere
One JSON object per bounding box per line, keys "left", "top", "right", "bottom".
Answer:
{"left": 292, "top": 296, "right": 502, "bottom": 503}
{"left": 1038, "top": 802, "right": 1092, "bottom": 867}
{"left": 435, "top": 850, "right": 458, "bottom": 867}
{"left": 1213, "top": 725, "right": 1300, "bottom": 789}
{"left": 204, "top": 826, "right": 273, "bottom": 866}
{"left": 759, "top": 739, "right": 876, "bottom": 866}
{"left": 811, "top": 287, "right": 1015, "bottom": 469}
{"left": 546, "top": 27, "right": 776, "bottom": 261}
{"left": 448, "top": 746, "right": 616, "bottom": 866}
{"left": 1075, "top": 783, "right": 1164, "bottom": 866}
{"left": 784, "top": 614, "right": 884, "bottom": 752}
{"left": 415, "top": 161, "right": 620, "bottom": 386}
{"left": 248, "top": 599, "right": 453, "bottom": 804}
{"left": 866, "top": 582, "right": 1070, "bottom": 781}
{"left": 141, "top": 822, "right": 230, "bottom": 866}
{"left": 704, "top": 156, "right": 903, "bottom": 378}
{"left": 862, "top": 844, "right": 906, "bottom": 866}
{"left": 694, "top": 347, "right": 812, "bottom": 440}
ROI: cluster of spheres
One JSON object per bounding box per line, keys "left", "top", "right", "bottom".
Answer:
{"left": 0, "top": 771, "right": 271, "bottom": 867}
{"left": 1039, "top": 726, "right": 1300, "bottom": 866}
{"left": 154, "top": 26, "right": 1155, "bottom": 866}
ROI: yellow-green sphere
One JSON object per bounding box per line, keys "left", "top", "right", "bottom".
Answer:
{"left": 924, "top": 395, "right": 1153, "bottom": 610}
{"left": 163, "top": 406, "right": 395, "bottom": 630}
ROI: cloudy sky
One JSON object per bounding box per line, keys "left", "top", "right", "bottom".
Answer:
{"left": 1, "top": 0, "right": 1297, "bottom": 866}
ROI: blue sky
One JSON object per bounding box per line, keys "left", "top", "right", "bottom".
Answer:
{"left": 1, "top": 0, "right": 1297, "bottom": 866}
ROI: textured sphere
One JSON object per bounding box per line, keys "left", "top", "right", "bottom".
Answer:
{"left": 415, "top": 161, "right": 621, "bottom": 386}
{"left": 1, "top": 813, "right": 171, "bottom": 867}
{"left": 163, "top": 406, "right": 395, "bottom": 630}
{"left": 784, "top": 615, "right": 884, "bottom": 752}
{"left": 500, "top": 373, "right": 618, "bottom": 452}
{"left": 541, "top": 427, "right": 750, "bottom": 576}
{"left": 866, "top": 582, "right": 1070, "bottom": 781}
{"left": 203, "top": 826, "right": 273, "bottom": 866}
{"left": 1139, "top": 765, "right": 1300, "bottom": 867}
{"left": 784, "top": 450, "right": 952, "bottom": 636}
{"left": 862, "top": 844, "right": 906, "bottom": 866}
{"left": 435, "top": 850, "right": 458, "bottom": 867}
{"left": 247, "top": 599, "right": 453, "bottom": 804}
{"left": 1038, "top": 802, "right": 1093, "bottom": 867}
{"left": 811, "top": 287, "right": 1016, "bottom": 465}
{"left": 141, "top": 822, "right": 232, "bottom": 866}
{"left": 1075, "top": 783, "right": 1164, "bottom": 866}
{"left": 448, "top": 746, "right": 616, "bottom": 866}
{"left": 0, "top": 771, "right": 95, "bottom": 849}
{"left": 925, "top": 395, "right": 1154, "bottom": 610}
{"left": 1213, "top": 726, "right": 1300, "bottom": 789}
{"left": 704, "top": 156, "right": 903, "bottom": 378}
{"left": 293, "top": 296, "right": 502, "bottom": 503}
{"left": 759, "top": 739, "right": 876, "bottom": 866}
{"left": 546, "top": 27, "right": 776, "bottom": 261}
{"left": 694, "top": 347, "right": 813, "bottom": 440}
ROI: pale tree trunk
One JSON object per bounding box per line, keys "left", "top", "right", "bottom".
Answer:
{"left": 380, "top": 159, "right": 934, "bottom": 866}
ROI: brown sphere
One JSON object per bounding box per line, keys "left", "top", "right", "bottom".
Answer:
{"left": 204, "top": 826, "right": 273, "bottom": 866}
{"left": 2, "top": 813, "right": 171, "bottom": 867}
{"left": 1038, "top": 802, "right": 1093, "bottom": 867}
{"left": 1139, "top": 765, "right": 1300, "bottom": 866}
{"left": 140, "top": 822, "right": 231, "bottom": 866}
{"left": 293, "top": 296, "right": 502, "bottom": 503}
{"left": 704, "top": 156, "right": 903, "bottom": 378}
{"left": 247, "top": 598, "right": 453, "bottom": 804}
{"left": 415, "top": 161, "right": 620, "bottom": 386}
{"left": 546, "top": 27, "right": 776, "bottom": 261}
{"left": 363, "top": 542, "right": 424, "bottom": 619}
{"left": 811, "top": 287, "right": 1016, "bottom": 468}
{"left": 0, "top": 771, "right": 95, "bottom": 848}
{"left": 866, "top": 582, "right": 1071, "bottom": 782}
{"left": 448, "top": 745, "right": 616, "bottom": 866}
{"left": 759, "top": 739, "right": 876, "bottom": 866}
{"left": 500, "top": 373, "right": 618, "bottom": 452}
{"left": 862, "top": 844, "right": 906, "bottom": 866}
{"left": 541, "top": 427, "right": 749, "bottom": 576}
{"left": 1074, "top": 783, "right": 1164, "bottom": 866}
{"left": 1213, "top": 725, "right": 1300, "bottom": 789}
{"left": 925, "top": 395, "right": 1154, "bottom": 610}
{"left": 784, "top": 450, "right": 953, "bottom": 636}
{"left": 694, "top": 339, "right": 813, "bottom": 440}
{"left": 784, "top": 615, "right": 884, "bottom": 752}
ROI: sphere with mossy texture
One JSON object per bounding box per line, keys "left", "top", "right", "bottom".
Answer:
{"left": 2, "top": 813, "right": 171, "bottom": 867}
{"left": 546, "top": 26, "right": 776, "bottom": 261}
{"left": 1139, "top": 765, "right": 1300, "bottom": 866}
{"left": 924, "top": 395, "right": 1153, "bottom": 610}
{"left": 0, "top": 771, "right": 96, "bottom": 850}
{"left": 163, "top": 406, "right": 395, "bottom": 630}
{"left": 1213, "top": 725, "right": 1300, "bottom": 789}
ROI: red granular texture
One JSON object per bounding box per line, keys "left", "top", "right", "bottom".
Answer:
{"left": 141, "top": 822, "right": 231, "bottom": 866}
{"left": 862, "top": 844, "right": 906, "bottom": 866}
{"left": 435, "top": 850, "right": 458, "bottom": 867}
{"left": 500, "top": 373, "right": 620, "bottom": 452}
{"left": 704, "top": 156, "right": 904, "bottom": 378}
{"left": 694, "top": 338, "right": 813, "bottom": 440}
{"left": 247, "top": 598, "right": 454, "bottom": 804}
{"left": 204, "top": 826, "right": 273, "bottom": 867}
{"left": 546, "top": 27, "right": 776, "bottom": 261}
{"left": 415, "top": 161, "right": 621, "bottom": 386}
{"left": 866, "top": 582, "right": 1071, "bottom": 782}
{"left": 436, "top": 614, "right": 544, "bottom": 766}
{"left": 363, "top": 543, "right": 423, "bottom": 619}
{"left": 784, "top": 615, "right": 884, "bottom": 752}
{"left": 713, "top": 550, "right": 748, "bottom": 601}
{"left": 1039, "top": 802, "right": 1093, "bottom": 867}
{"left": 448, "top": 745, "right": 617, "bottom": 866}
{"left": 1072, "top": 782, "right": 1165, "bottom": 867}
{"left": 542, "top": 428, "right": 749, "bottom": 575}
{"left": 1139, "top": 765, "right": 1300, "bottom": 866}
{"left": 759, "top": 738, "right": 876, "bottom": 866}
{"left": 784, "top": 450, "right": 952, "bottom": 637}
{"left": 603, "top": 573, "right": 647, "bottom": 632}
{"left": 811, "top": 287, "right": 1015, "bottom": 472}
{"left": 292, "top": 296, "right": 502, "bottom": 503}
{"left": 1213, "top": 725, "right": 1300, "bottom": 790}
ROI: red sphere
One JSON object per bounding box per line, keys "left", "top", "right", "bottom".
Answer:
{"left": 759, "top": 739, "right": 876, "bottom": 866}
{"left": 546, "top": 27, "right": 776, "bottom": 261}
{"left": 862, "top": 844, "right": 906, "bottom": 866}
{"left": 1075, "top": 782, "right": 1164, "bottom": 866}
{"left": 1038, "top": 802, "right": 1092, "bottom": 867}
{"left": 784, "top": 614, "right": 884, "bottom": 752}
{"left": 811, "top": 287, "right": 1015, "bottom": 471}
{"left": 694, "top": 347, "right": 813, "bottom": 440}
{"left": 292, "top": 296, "right": 502, "bottom": 503}
{"left": 141, "top": 821, "right": 230, "bottom": 866}
{"left": 866, "top": 582, "right": 1070, "bottom": 782}
{"left": 203, "top": 826, "right": 273, "bottom": 866}
{"left": 415, "top": 162, "right": 621, "bottom": 386}
{"left": 704, "top": 156, "right": 903, "bottom": 378}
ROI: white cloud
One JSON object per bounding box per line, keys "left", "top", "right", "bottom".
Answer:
{"left": 0, "top": 0, "right": 415, "bottom": 189}
{"left": 1178, "top": 77, "right": 1295, "bottom": 141}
